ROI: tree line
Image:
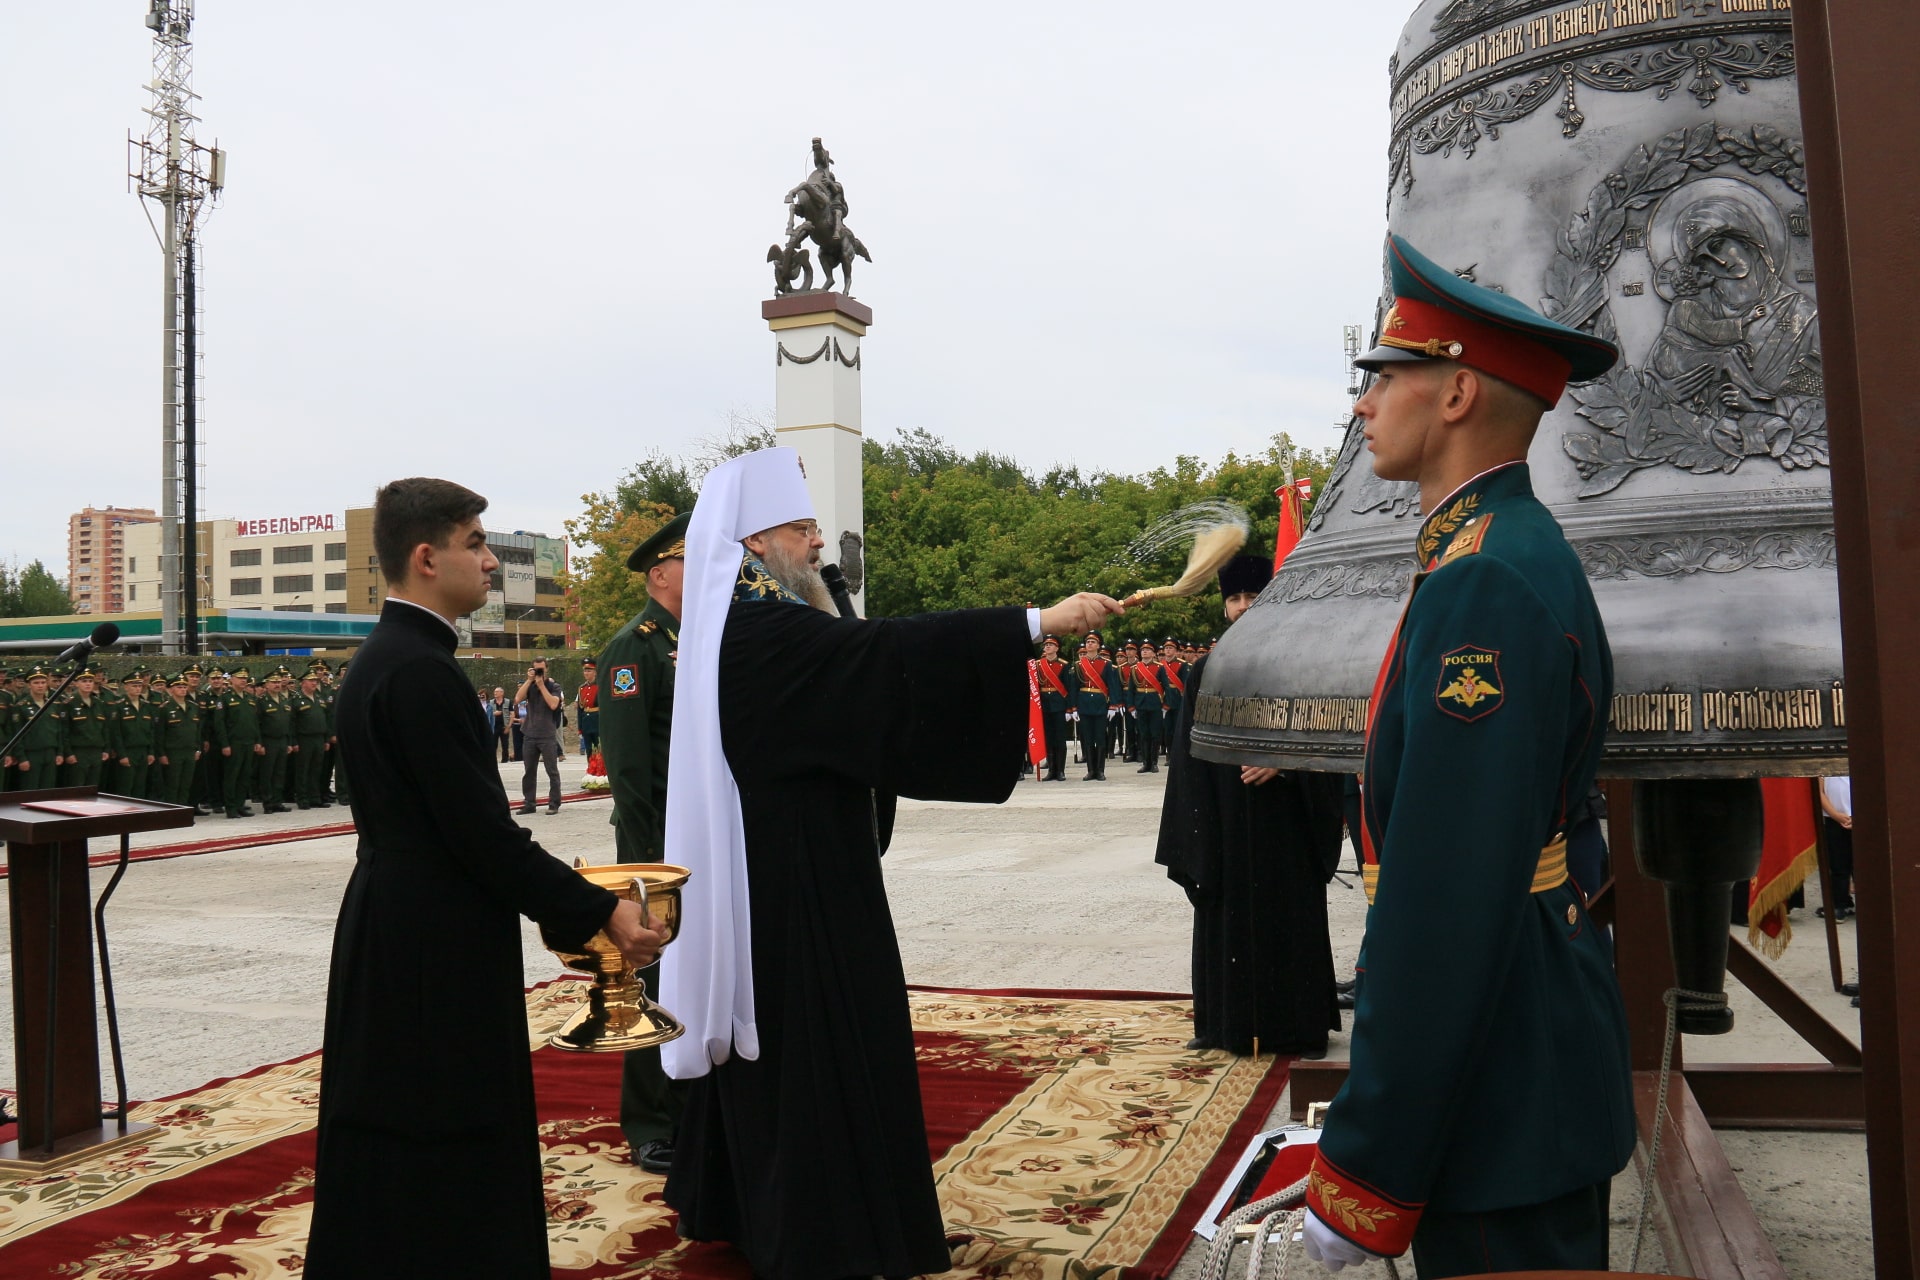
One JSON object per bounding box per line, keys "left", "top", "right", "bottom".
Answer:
{"left": 0, "top": 560, "right": 73, "bottom": 618}
{"left": 563, "top": 426, "right": 1337, "bottom": 654}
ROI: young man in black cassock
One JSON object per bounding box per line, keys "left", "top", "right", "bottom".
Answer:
{"left": 658, "top": 447, "right": 1123, "bottom": 1280}
{"left": 306, "top": 478, "right": 665, "bottom": 1279}
{"left": 1155, "top": 554, "right": 1346, "bottom": 1057}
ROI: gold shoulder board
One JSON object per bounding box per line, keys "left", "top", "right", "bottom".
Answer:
{"left": 1439, "top": 513, "right": 1495, "bottom": 566}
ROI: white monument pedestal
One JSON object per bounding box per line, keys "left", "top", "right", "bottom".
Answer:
{"left": 763, "top": 292, "right": 871, "bottom": 613}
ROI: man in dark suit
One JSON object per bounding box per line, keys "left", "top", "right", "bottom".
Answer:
{"left": 307, "top": 477, "right": 666, "bottom": 1279}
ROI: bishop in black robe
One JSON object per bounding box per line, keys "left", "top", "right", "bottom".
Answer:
{"left": 1154, "top": 654, "right": 1347, "bottom": 1056}
{"left": 666, "top": 588, "right": 1031, "bottom": 1280}
{"left": 307, "top": 599, "right": 622, "bottom": 1278}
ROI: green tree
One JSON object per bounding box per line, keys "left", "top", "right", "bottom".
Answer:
{"left": 0, "top": 560, "right": 73, "bottom": 618}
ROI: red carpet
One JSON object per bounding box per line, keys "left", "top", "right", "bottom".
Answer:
{"left": 0, "top": 983, "right": 1288, "bottom": 1279}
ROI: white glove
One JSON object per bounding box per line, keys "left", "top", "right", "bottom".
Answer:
{"left": 1068, "top": 711, "right": 1079, "bottom": 722}
{"left": 1301, "top": 1212, "right": 1374, "bottom": 1272}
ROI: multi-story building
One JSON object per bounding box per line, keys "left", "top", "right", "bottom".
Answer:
{"left": 67, "top": 506, "right": 158, "bottom": 614}
{"left": 119, "top": 506, "right": 571, "bottom": 654}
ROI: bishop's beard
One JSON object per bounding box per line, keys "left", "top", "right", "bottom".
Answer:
{"left": 760, "top": 541, "right": 836, "bottom": 614}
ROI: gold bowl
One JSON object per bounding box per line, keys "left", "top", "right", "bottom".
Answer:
{"left": 544, "top": 861, "right": 690, "bottom": 1053}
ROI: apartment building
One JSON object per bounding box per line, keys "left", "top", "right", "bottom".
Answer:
{"left": 66, "top": 506, "right": 158, "bottom": 614}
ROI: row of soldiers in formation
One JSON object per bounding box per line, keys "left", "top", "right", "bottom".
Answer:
{"left": 1033, "top": 633, "right": 1207, "bottom": 780}
{"left": 0, "top": 660, "right": 351, "bottom": 817}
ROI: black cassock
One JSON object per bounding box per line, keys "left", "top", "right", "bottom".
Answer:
{"left": 1154, "top": 655, "right": 1347, "bottom": 1056}
{"left": 666, "top": 598, "right": 1030, "bottom": 1280}
{"left": 307, "top": 600, "right": 616, "bottom": 1278}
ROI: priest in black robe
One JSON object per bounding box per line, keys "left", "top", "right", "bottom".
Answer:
{"left": 307, "top": 479, "right": 664, "bottom": 1279}
{"left": 657, "top": 448, "right": 1121, "bottom": 1280}
{"left": 1155, "top": 554, "right": 1346, "bottom": 1058}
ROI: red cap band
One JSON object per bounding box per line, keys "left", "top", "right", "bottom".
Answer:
{"left": 1380, "top": 297, "right": 1573, "bottom": 407}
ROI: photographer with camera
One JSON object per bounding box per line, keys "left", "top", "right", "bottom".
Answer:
{"left": 514, "top": 658, "right": 565, "bottom": 815}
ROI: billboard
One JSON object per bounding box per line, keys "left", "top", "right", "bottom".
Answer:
{"left": 533, "top": 537, "right": 566, "bottom": 581}
{"left": 473, "top": 589, "right": 506, "bottom": 629}
{"left": 503, "top": 562, "right": 537, "bottom": 606}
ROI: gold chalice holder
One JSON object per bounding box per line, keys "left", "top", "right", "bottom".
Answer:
{"left": 545, "top": 861, "right": 690, "bottom": 1052}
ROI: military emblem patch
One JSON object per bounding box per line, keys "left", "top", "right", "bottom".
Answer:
{"left": 610, "top": 665, "right": 640, "bottom": 698}
{"left": 1435, "top": 644, "right": 1503, "bottom": 721}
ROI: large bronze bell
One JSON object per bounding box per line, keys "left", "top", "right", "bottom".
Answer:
{"left": 1192, "top": 0, "right": 1842, "bottom": 1033}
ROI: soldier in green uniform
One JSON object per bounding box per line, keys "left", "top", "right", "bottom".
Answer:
{"left": 329, "top": 660, "right": 352, "bottom": 808}
{"left": 55, "top": 669, "right": 113, "bottom": 788}
{"left": 157, "top": 673, "right": 204, "bottom": 807}
{"left": 1299, "top": 236, "right": 1633, "bottom": 1278}
{"left": 291, "top": 670, "right": 331, "bottom": 808}
{"left": 214, "top": 666, "right": 263, "bottom": 818}
{"left": 258, "top": 667, "right": 295, "bottom": 812}
{"left": 110, "top": 668, "right": 160, "bottom": 798}
{"left": 595, "top": 511, "right": 691, "bottom": 1173}
{"left": 310, "top": 661, "right": 340, "bottom": 805}
{"left": 186, "top": 665, "right": 218, "bottom": 814}
{"left": 0, "top": 667, "right": 14, "bottom": 792}
{"left": 6, "top": 665, "right": 63, "bottom": 791}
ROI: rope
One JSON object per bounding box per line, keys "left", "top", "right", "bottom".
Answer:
{"left": 1198, "top": 1174, "right": 1403, "bottom": 1280}
{"left": 1630, "top": 985, "right": 1729, "bottom": 1274}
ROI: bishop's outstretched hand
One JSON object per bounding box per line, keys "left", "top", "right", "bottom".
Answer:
{"left": 1038, "top": 592, "right": 1124, "bottom": 638}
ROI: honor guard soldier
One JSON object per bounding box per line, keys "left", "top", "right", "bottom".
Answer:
{"left": 1068, "top": 631, "right": 1120, "bottom": 781}
{"left": 111, "top": 668, "right": 160, "bottom": 799}
{"left": 7, "top": 665, "right": 63, "bottom": 791}
{"left": 595, "top": 511, "right": 691, "bottom": 1174}
{"left": 157, "top": 673, "right": 204, "bottom": 806}
{"left": 1158, "top": 638, "right": 1188, "bottom": 729}
{"left": 577, "top": 659, "right": 601, "bottom": 761}
{"left": 1034, "top": 635, "right": 1071, "bottom": 781}
{"left": 292, "top": 670, "right": 331, "bottom": 808}
{"left": 214, "top": 666, "right": 264, "bottom": 818}
{"left": 1132, "top": 641, "right": 1168, "bottom": 772}
{"left": 258, "top": 667, "right": 296, "bottom": 810}
{"left": 1116, "top": 641, "right": 1140, "bottom": 761}
{"left": 55, "top": 668, "right": 113, "bottom": 788}
{"left": 1299, "top": 236, "right": 1633, "bottom": 1278}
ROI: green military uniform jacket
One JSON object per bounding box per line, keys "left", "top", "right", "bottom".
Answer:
{"left": 596, "top": 598, "right": 678, "bottom": 862}
{"left": 213, "top": 688, "right": 262, "bottom": 747}
{"left": 158, "top": 697, "right": 202, "bottom": 759}
{"left": 9, "top": 694, "right": 63, "bottom": 753}
{"left": 56, "top": 692, "right": 112, "bottom": 759}
{"left": 259, "top": 692, "right": 293, "bottom": 743}
{"left": 291, "top": 690, "right": 329, "bottom": 737}
{"left": 113, "top": 691, "right": 158, "bottom": 760}
{"left": 1305, "top": 462, "right": 1633, "bottom": 1257}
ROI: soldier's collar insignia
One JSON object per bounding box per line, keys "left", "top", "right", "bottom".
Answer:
{"left": 1415, "top": 493, "right": 1481, "bottom": 565}
{"left": 1438, "top": 512, "right": 1494, "bottom": 566}
{"left": 1436, "top": 644, "right": 1504, "bottom": 721}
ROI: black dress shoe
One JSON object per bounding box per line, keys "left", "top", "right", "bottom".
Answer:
{"left": 516, "top": 805, "right": 536, "bottom": 815}
{"left": 1335, "top": 978, "right": 1358, "bottom": 995}
{"left": 547, "top": 805, "right": 561, "bottom": 815}
{"left": 1840, "top": 980, "right": 1860, "bottom": 997}
{"left": 1852, "top": 995, "right": 1862, "bottom": 1009}
{"left": 1336, "top": 990, "right": 1356, "bottom": 1010}
{"left": 233, "top": 806, "right": 255, "bottom": 818}
{"left": 1298, "top": 1047, "right": 1329, "bottom": 1061}
{"left": 1137, "top": 766, "right": 1154, "bottom": 773}
{"left": 1184, "top": 1037, "right": 1218, "bottom": 1051}
{"left": 633, "top": 1138, "right": 674, "bottom": 1174}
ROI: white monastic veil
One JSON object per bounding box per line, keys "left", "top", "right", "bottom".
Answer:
{"left": 659, "top": 447, "right": 816, "bottom": 1079}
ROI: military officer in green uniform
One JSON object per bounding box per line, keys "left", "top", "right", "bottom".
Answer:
{"left": 55, "top": 669, "right": 113, "bottom": 788}
{"left": 0, "top": 667, "right": 14, "bottom": 791}
{"left": 309, "top": 661, "right": 339, "bottom": 805}
{"left": 157, "top": 673, "right": 204, "bottom": 807}
{"left": 110, "top": 668, "right": 160, "bottom": 798}
{"left": 6, "top": 666, "right": 63, "bottom": 791}
{"left": 1299, "top": 237, "right": 1633, "bottom": 1278}
{"left": 596, "top": 511, "right": 691, "bottom": 1173}
{"left": 329, "top": 660, "right": 352, "bottom": 808}
{"left": 213, "top": 666, "right": 263, "bottom": 818}
{"left": 257, "top": 667, "right": 295, "bottom": 811}
{"left": 291, "top": 670, "right": 331, "bottom": 808}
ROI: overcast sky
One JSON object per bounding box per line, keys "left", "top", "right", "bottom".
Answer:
{"left": 5, "top": 1, "right": 1412, "bottom": 576}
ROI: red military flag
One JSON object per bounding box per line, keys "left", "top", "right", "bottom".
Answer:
{"left": 1273, "top": 477, "right": 1314, "bottom": 570}
{"left": 1748, "top": 777, "right": 1821, "bottom": 957}
{"left": 1025, "top": 660, "right": 1048, "bottom": 770}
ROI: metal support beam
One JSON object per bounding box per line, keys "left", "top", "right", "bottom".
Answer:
{"left": 1792, "top": 2, "right": 1920, "bottom": 1275}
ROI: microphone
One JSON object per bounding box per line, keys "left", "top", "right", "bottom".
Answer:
{"left": 820, "top": 564, "right": 858, "bottom": 620}
{"left": 55, "top": 621, "right": 121, "bottom": 666}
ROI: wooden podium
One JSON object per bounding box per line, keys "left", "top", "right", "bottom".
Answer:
{"left": 0, "top": 786, "right": 193, "bottom": 1171}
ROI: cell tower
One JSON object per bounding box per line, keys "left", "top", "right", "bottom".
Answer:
{"left": 129, "top": 0, "right": 223, "bottom": 655}
{"left": 1342, "top": 324, "right": 1363, "bottom": 416}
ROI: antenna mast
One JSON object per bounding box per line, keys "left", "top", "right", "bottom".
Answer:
{"left": 1341, "top": 324, "right": 1363, "bottom": 423}
{"left": 130, "top": 0, "right": 223, "bottom": 655}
